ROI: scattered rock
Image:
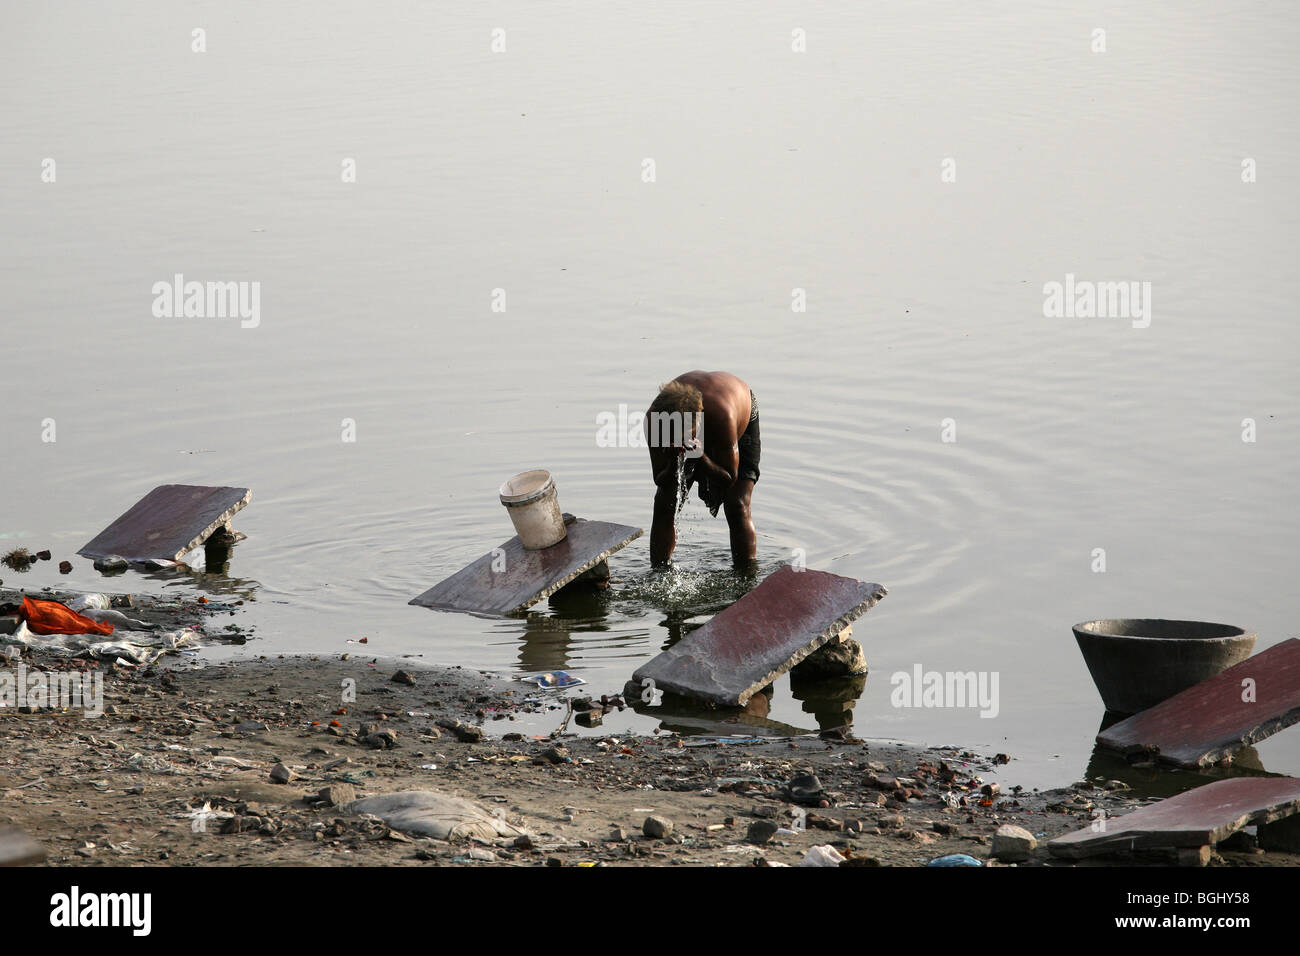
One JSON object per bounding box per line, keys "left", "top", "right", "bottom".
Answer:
{"left": 391, "top": 670, "right": 416, "bottom": 686}
{"left": 784, "top": 773, "right": 826, "bottom": 806}
{"left": 235, "top": 720, "right": 269, "bottom": 733}
{"left": 746, "top": 820, "right": 780, "bottom": 845}
{"left": 791, "top": 634, "right": 868, "bottom": 678}
{"left": 535, "top": 744, "right": 569, "bottom": 764}
{"left": 269, "top": 763, "right": 294, "bottom": 784}
{"left": 93, "top": 555, "right": 128, "bottom": 574}
{"left": 58, "top": 561, "right": 73, "bottom": 574}
{"left": 1178, "top": 845, "right": 1212, "bottom": 867}
{"left": 991, "top": 824, "right": 1037, "bottom": 862}
{"left": 436, "top": 718, "right": 483, "bottom": 744}
{"left": 452, "top": 724, "right": 482, "bottom": 744}
{"left": 643, "top": 815, "right": 674, "bottom": 839}
{"left": 317, "top": 783, "right": 356, "bottom": 807}
{"left": 365, "top": 730, "right": 398, "bottom": 750}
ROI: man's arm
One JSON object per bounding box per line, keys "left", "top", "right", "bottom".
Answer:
{"left": 691, "top": 448, "right": 736, "bottom": 489}
{"left": 648, "top": 442, "right": 684, "bottom": 566}
{"left": 649, "top": 483, "right": 678, "bottom": 566}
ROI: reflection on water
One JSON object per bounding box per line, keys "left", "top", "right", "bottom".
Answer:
{"left": 1083, "top": 712, "right": 1277, "bottom": 801}
{"left": 138, "top": 564, "right": 262, "bottom": 604}
{"left": 2, "top": 2, "right": 1297, "bottom": 791}
{"left": 509, "top": 560, "right": 872, "bottom": 736}
{"left": 792, "top": 671, "right": 869, "bottom": 733}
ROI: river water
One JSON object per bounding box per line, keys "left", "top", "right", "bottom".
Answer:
{"left": 2, "top": 2, "right": 1297, "bottom": 791}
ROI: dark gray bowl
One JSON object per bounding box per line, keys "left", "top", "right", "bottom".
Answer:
{"left": 1073, "top": 618, "right": 1256, "bottom": 716}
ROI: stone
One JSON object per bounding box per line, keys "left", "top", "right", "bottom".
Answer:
{"left": 365, "top": 730, "right": 398, "bottom": 750}
{"left": 746, "top": 820, "right": 779, "bottom": 845}
{"left": 1096, "top": 638, "right": 1300, "bottom": 768}
{"left": 58, "top": 561, "right": 72, "bottom": 574}
{"left": 269, "top": 763, "right": 294, "bottom": 784}
{"left": 0, "top": 826, "right": 44, "bottom": 866}
{"left": 608, "top": 826, "right": 628, "bottom": 842}
{"left": 535, "top": 745, "right": 569, "bottom": 764}
{"left": 346, "top": 791, "right": 531, "bottom": 842}
{"left": 991, "top": 824, "right": 1037, "bottom": 862}
{"left": 235, "top": 720, "right": 268, "bottom": 733}
{"left": 453, "top": 725, "right": 482, "bottom": 744}
{"left": 1257, "top": 813, "right": 1300, "bottom": 853}
{"left": 409, "top": 516, "right": 642, "bottom": 616}
{"left": 79, "top": 484, "right": 251, "bottom": 562}
{"left": 391, "top": 670, "right": 417, "bottom": 686}
{"left": 93, "top": 556, "right": 128, "bottom": 573}
{"left": 631, "top": 566, "right": 887, "bottom": 707}
{"left": 1177, "top": 845, "right": 1212, "bottom": 867}
{"left": 318, "top": 783, "right": 356, "bottom": 807}
{"left": 643, "top": 815, "right": 673, "bottom": 839}
{"left": 790, "top": 631, "right": 868, "bottom": 679}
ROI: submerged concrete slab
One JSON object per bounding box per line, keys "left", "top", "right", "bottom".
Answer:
{"left": 631, "top": 565, "right": 887, "bottom": 707}
{"left": 79, "top": 484, "right": 251, "bottom": 562}
{"left": 1049, "top": 776, "right": 1300, "bottom": 859}
{"left": 409, "top": 516, "right": 642, "bottom": 617}
{"left": 1096, "top": 638, "right": 1300, "bottom": 768}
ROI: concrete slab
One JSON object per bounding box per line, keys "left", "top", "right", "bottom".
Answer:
{"left": 1049, "top": 776, "right": 1300, "bottom": 859}
{"left": 1096, "top": 638, "right": 1300, "bottom": 768}
{"left": 631, "top": 565, "right": 887, "bottom": 707}
{"left": 0, "top": 826, "right": 44, "bottom": 866}
{"left": 79, "top": 484, "right": 251, "bottom": 562}
{"left": 409, "top": 516, "right": 642, "bottom": 616}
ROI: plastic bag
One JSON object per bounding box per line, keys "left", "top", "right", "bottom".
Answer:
{"left": 800, "top": 845, "right": 846, "bottom": 867}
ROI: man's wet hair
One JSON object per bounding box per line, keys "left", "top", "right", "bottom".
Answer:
{"left": 648, "top": 380, "right": 703, "bottom": 417}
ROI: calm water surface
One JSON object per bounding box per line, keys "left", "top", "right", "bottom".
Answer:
{"left": 2, "top": 3, "right": 1297, "bottom": 791}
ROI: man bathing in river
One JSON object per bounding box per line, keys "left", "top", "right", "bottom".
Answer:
{"left": 647, "top": 370, "right": 759, "bottom": 569}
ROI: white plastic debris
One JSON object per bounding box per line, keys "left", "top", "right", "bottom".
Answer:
{"left": 800, "top": 845, "right": 846, "bottom": 867}
{"left": 345, "top": 791, "right": 532, "bottom": 842}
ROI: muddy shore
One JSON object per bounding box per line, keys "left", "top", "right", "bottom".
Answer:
{"left": 1, "top": 587, "right": 1294, "bottom": 867}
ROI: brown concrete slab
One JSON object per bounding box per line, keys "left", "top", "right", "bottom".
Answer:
{"left": 1096, "top": 638, "right": 1300, "bottom": 768}
{"left": 0, "top": 826, "right": 45, "bottom": 866}
{"left": 78, "top": 484, "right": 251, "bottom": 562}
{"left": 409, "top": 516, "right": 642, "bottom": 616}
{"left": 631, "top": 565, "right": 887, "bottom": 707}
{"left": 1049, "top": 776, "right": 1300, "bottom": 859}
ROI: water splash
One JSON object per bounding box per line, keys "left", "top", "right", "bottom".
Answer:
{"left": 674, "top": 453, "right": 689, "bottom": 516}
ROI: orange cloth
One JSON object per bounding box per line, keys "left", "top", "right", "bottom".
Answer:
{"left": 19, "top": 596, "right": 115, "bottom": 636}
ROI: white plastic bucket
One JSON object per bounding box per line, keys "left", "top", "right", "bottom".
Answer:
{"left": 498, "top": 469, "right": 567, "bottom": 550}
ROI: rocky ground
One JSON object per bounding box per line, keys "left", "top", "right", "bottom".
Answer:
{"left": 2, "top": 587, "right": 1296, "bottom": 867}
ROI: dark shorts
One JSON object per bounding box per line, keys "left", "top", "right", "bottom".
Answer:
{"left": 689, "top": 389, "right": 760, "bottom": 516}
{"left": 738, "top": 389, "right": 760, "bottom": 484}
